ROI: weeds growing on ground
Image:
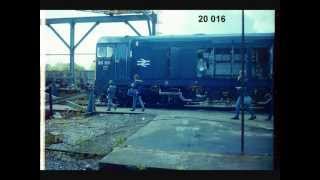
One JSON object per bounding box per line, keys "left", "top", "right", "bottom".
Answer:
{"left": 113, "top": 136, "right": 127, "bottom": 148}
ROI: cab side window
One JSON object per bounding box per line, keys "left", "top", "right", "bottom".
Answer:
{"left": 97, "top": 46, "right": 114, "bottom": 58}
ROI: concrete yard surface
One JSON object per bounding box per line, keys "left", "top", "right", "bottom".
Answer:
{"left": 45, "top": 107, "right": 273, "bottom": 170}
{"left": 99, "top": 109, "right": 273, "bottom": 170}
{"left": 100, "top": 147, "right": 272, "bottom": 170}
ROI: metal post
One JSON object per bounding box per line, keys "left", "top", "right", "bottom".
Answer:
{"left": 231, "top": 42, "right": 234, "bottom": 76}
{"left": 247, "top": 48, "right": 252, "bottom": 80}
{"left": 211, "top": 48, "right": 215, "bottom": 78}
{"left": 147, "top": 19, "right": 152, "bottom": 36}
{"left": 70, "top": 22, "right": 75, "bottom": 86}
{"left": 240, "top": 10, "right": 245, "bottom": 155}
{"left": 270, "top": 45, "right": 274, "bottom": 79}
{"left": 213, "top": 48, "right": 216, "bottom": 78}
{"left": 49, "top": 86, "right": 53, "bottom": 118}
{"left": 151, "top": 13, "right": 156, "bottom": 36}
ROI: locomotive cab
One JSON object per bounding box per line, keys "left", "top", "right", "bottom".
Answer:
{"left": 95, "top": 37, "right": 131, "bottom": 96}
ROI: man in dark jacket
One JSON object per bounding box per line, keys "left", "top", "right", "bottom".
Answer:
{"left": 130, "top": 74, "right": 145, "bottom": 112}
{"left": 231, "top": 70, "right": 256, "bottom": 120}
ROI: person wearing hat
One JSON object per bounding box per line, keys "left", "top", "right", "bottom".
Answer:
{"left": 106, "top": 80, "right": 117, "bottom": 111}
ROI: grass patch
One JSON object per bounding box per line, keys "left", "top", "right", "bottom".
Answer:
{"left": 113, "top": 136, "right": 127, "bottom": 148}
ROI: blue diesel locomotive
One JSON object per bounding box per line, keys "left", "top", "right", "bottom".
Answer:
{"left": 95, "top": 33, "right": 274, "bottom": 106}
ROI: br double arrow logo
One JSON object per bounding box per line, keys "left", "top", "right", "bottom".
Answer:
{"left": 137, "top": 58, "right": 151, "bottom": 68}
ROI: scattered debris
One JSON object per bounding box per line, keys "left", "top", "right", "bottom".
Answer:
{"left": 45, "top": 113, "right": 155, "bottom": 170}
{"left": 53, "top": 112, "right": 62, "bottom": 119}
{"left": 45, "top": 150, "right": 100, "bottom": 170}
{"left": 46, "top": 131, "right": 63, "bottom": 145}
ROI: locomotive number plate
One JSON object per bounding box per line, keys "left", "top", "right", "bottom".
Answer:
{"left": 103, "top": 65, "right": 109, "bottom": 70}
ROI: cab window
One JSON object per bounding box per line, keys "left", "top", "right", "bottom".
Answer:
{"left": 97, "top": 46, "right": 114, "bottom": 58}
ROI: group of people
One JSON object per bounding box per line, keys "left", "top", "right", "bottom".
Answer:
{"left": 106, "top": 74, "right": 145, "bottom": 112}
{"left": 105, "top": 71, "right": 273, "bottom": 121}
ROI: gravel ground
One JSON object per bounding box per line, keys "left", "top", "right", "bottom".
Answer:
{"left": 45, "top": 150, "right": 101, "bottom": 170}
{"left": 45, "top": 113, "right": 155, "bottom": 170}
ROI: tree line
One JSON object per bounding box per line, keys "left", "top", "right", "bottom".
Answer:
{"left": 46, "top": 62, "right": 95, "bottom": 71}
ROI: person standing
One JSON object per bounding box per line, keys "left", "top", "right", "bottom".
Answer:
{"left": 257, "top": 92, "right": 273, "bottom": 121}
{"left": 106, "top": 80, "right": 117, "bottom": 111}
{"left": 231, "top": 70, "right": 256, "bottom": 120}
{"left": 130, "top": 74, "right": 145, "bottom": 112}
{"left": 87, "top": 82, "right": 96, "bottom": 113}
{"left": 196, "top": 51, "right": 208, "bottom": 78}
{"left": 50, "top": 80, "right": 58, "bottom": 97}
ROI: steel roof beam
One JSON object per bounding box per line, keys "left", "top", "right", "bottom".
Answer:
{"left": 74, "top": 22, "right": 100, "bottom": 49}
{"left": 47, "top": 24, "right": 70, "bottom": 49}
{"left": 147, "top": 19, "right": 151, "bottom": 36}
{"left": 145, "top": 13, "right": 157, "bottom": 35}
{"left": 45, "top": 13, "right": 158, "bottom": 86}
{"left": 124, "top": 21, "right": 141, "bottom": 36}
{"left": 46, "top": 15, "right": 150, "bottom": 24}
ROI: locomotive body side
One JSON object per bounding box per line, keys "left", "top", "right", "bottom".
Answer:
{"left": 95, "top": 34, "right": 274, "bottom": 106}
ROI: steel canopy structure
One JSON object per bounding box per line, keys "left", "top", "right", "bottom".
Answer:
{"left": 45, "top": 11, "right": 157, "bottom": 85}
{"left": 81, "top": 10, "right": 153, "bottom": 16}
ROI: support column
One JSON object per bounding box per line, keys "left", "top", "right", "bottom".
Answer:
{"left": 247, "top": 48, "right": 252, "bottom": 80}
{"left": 147, "top": 19, "right": 152, "bottom": 36}
{"left": 49, "top": 86, "right": 53, "bottom": 118}
{"left": 240, "top": 10, "right": 245, "bottom": 155}
{"left": 151, "top": 13, "right": 156, "bottom": 36}
{"left": 231, "top": 43, "right": 234, "bottom": 76}
{"left": 269, "top": 44, "right": 273, "bottom": 78}
{"left": 70, "top": 22, "right": 75, "bottom": 85}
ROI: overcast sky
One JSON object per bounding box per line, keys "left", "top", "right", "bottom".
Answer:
{"left": 40, "top": 10, "right": 275, "bottom": 69}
